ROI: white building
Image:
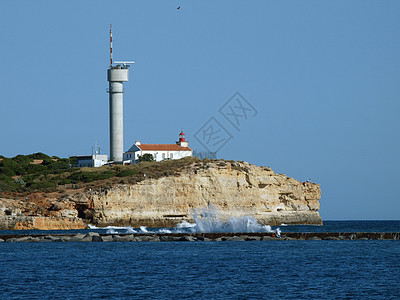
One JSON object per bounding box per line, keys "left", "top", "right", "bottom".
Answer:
{"left": 124, "top": 131, "right": 192, "bottom": 163}
{"left": 76, "top": 154, "right": 108, "bottom": 168}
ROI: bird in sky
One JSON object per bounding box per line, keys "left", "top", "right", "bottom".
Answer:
{"left": 177, "top": 6, "right": 181, "bottom": 10}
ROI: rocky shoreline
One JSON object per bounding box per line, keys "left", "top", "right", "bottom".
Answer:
{"left": 1, "top": 232, "right": 399, "bottom": 242}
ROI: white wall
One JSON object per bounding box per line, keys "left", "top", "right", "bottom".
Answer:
{"left": 123, "top": 150, "right": 192, "bottom": 163}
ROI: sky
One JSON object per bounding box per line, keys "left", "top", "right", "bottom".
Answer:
{"left": 0, "top": 1, "right": 399, "bottom": 220}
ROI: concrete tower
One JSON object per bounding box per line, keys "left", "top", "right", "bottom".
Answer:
{"left": 107, "top": 25, "right": 134, "bottom": 163}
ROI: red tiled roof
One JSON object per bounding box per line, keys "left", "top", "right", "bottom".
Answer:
{"left": 137, "top": 144, "right": 191, "bottom": 151}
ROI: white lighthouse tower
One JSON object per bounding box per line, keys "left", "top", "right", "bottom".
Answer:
{"left": 107, "top": 25, "right": 134, "bottom": 163}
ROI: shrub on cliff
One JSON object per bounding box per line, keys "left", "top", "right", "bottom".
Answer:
{"left": 26, "top": 181, "right": 57, "bottom": 191}
{"left": 94, "top": 170, "right": 116, "bottom": 181}
{"left": 0, "top": 158, "right": 23, "bottom": 176}
{"left": 138, "top": 154, "right": 154, "bottom": 162}
{"left": 45, "top": 159, "right": 71, "bottom": 173}
{"left": 0, "top": 173, "right": 13, "bottom": 183}
{"left": 59, "top": 178, "right": 72, "bottom": 185}
{"left": 25, "top": 163, "right": 46, "bottom": 174}
{"left": 12, "top": 155, "right": 34, "bottom": 165}
{"left": 0, "top": 178, "right": 17, "bottom": 192}
{"left": 117, "top": 169, "right": 138, "bottom": 177}
{"left": 27, "top": 152, "right": 51, "bottom": 160}
{"left": 67, "top": 170, "right": 116, "bottom": 183}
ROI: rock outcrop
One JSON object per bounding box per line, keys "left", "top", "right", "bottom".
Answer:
{"left": 0, "top": 160, "right": 322, "bottom": 230}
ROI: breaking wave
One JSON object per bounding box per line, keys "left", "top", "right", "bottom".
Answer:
{"left": 88, "top": 205, "right": 278, "bottom": 234}
{"left": 185, "top": 206, "right": 275, "bottom": 233}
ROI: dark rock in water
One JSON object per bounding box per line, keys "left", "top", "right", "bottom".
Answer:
{"left": 43, "top": 235, "right": 63, "bottom": 242}
{"left": 261, "top": 236, "right": 277, "bottom": 241}
{"left": 178, "top": 235, "right": 196, "bottom": 242}
{"left": 113, "top": 235, "right": 134, "bottom": 242}
{"left": 223, "top": 236, "right": 245, "bottom": 241}
{"left": 0, "top": 231, "right": 399, "bottom": 243}
{"left": 160, "top": 236, "right": 181, "bottom": 242}
{"left": 138, "top": 235, "right": 160, "bottom": 242}
{"left": 28, "top": 237, "right": 40, "bottom": 242}
{"left": 87, "top": 232, "right": 100, "bottom": 237}
{"left": 8, "top": 236, "right": 40, "bottom": 242}
{"left": 75, "top": 233, "right": 85, "bottom": 239}
{"left": 67, "top": 233, "right": 86, "bottom": 242}
{"left": 101, "top": 235, "right": 113, "bottom": 242}
{"left": 81, "top": 234, "right": 94, "bottom": 242}
{"left": 60, "top": 236, "right": 72, "bottom": 242}
{"left": 6, "top": 236, "right": 27, "bottom": 242}
{"left": 196, "top": 236, "right": 211, "bottom": 242}
{"left": 92, "top": 236, "right": 103, "bottom": 242}
{"left": 323, "top": 237, "right": 340, "bottom": 240}
{"left": 39, "top": 238, "right": 53, "bottom": 242}
{"left": 245, "top": 236, "right": 261, "bottom": 241}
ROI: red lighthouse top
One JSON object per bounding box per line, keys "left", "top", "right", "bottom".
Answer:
{"left": 179, "top": 131, "right": 186, "bottom": 142}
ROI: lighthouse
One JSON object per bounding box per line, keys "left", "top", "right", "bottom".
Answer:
{"left": 176, "top": 130, "right": 189, "bottom": 147}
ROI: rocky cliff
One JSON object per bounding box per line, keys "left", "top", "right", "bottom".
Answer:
{"left": 0, "top": 160, "right": 322, "bottom": 230}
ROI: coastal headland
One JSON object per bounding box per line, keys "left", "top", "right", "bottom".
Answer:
{"left": 1, "top": 157, "right": 322, "bottom": 230}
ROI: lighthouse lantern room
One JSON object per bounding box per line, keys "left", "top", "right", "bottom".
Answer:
{"left": 177, "top": 131, "right": 189, "bottom": 147}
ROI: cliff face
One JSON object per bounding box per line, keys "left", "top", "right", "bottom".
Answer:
{"left": 0, "top": 160, "right": 322, "bottom": 229}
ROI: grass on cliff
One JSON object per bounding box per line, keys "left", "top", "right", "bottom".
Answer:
{"left": 0, "top": 153, "right": 201, "bottom": 196}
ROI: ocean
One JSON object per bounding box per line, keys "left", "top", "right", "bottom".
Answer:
{"left": 1, "top": 221, "right": 399, "bottom": 299}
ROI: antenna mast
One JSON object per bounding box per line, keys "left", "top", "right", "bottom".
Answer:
{"left": 110, "top": 24, "right": 113, "bottom": 67}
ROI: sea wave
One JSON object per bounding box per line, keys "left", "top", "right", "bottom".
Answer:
{"left": 88, "top": 205, "right": 279, "bottom": 235}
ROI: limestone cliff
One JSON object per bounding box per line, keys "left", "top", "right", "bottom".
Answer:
{"left": 0, "top": 160, "right": 322, "bottom": 230}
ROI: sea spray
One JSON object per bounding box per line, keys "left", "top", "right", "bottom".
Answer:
{"left": 139, "top": 226, "right": 149, "bottom": 233}
{"left": 185, "top": 205, "right": 275, "bottom": 233}
{"left": 88, "top": 206, "right": 279, "bottom": 234}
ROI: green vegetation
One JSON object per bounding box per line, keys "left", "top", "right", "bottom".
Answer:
{"left": 138, "top": 153, "right": 154, "bottom": 162}
{"left": 0, "top": 153, "right": 201, "bottom": 195}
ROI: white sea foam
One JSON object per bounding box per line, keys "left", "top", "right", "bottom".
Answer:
{"left": 125, "top": 227, "right": 138, "bottom": 233}
{"left": 158, "top": 229, "right": 173, "bottom": 234}
{"left": 275, "top": 227, "right": 281, "bottom": 237}
{"left": 176, "top": 205, "right": 276, "bottom": 233}
{"left": 176, "top": 221, "right": 196, "bottom": 229}
{"left": 89, "top": 206, "right": 279, "bottom": 234}
{"left": 89, "top": 224, "right": 138, "bottom": 234}
{"left": 139, "top": 226, "right": 149, "bottom": 233}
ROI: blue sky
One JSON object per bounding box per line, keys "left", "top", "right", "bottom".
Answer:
{"left": 1, "top": 1, "right": 399, "bottom": 220}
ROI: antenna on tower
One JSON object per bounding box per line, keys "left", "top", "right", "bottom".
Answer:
{"left": 110, "top": 24, "right": 113, "bottom": 67}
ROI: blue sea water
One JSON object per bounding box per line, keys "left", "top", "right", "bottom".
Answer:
{"left": 0, "top": 221, "right": 399, "bottom": 299}
{"left": 1, "top": 240, "right": 399, "bottom": 299}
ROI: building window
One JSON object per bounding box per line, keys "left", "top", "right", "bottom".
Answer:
{"left": 170, "top": 153, "right": 173, "bottom": 159}
{"left": 162, "top": 153, "right": 165, "bottom": 159}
